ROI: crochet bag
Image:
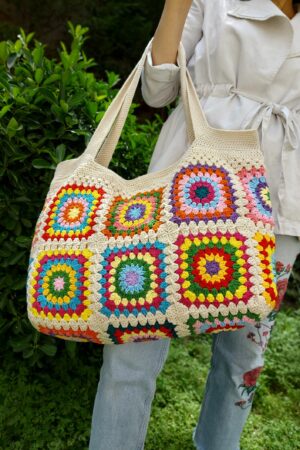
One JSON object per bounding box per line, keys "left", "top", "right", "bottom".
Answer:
{"left": 26, "top": 38, "right": 278, "bottom": 345}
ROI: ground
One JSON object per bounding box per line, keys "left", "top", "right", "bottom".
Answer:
{"left": 0, "top": 307, "right": 299, "bottom": 450}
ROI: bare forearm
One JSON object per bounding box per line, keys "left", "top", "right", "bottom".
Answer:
{"left": 151, "top": 0, "right": 193, "bottom": 65}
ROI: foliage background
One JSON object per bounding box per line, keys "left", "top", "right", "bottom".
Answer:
{"left": 0, "top": 0, "right": 164, "bottom": 77}
{"left": 0, "top": 3, "right": 299, "bottom": 449}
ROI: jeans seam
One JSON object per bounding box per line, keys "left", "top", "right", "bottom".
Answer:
{"left": 135, "top": 339, "right": 170, "bottom": 450}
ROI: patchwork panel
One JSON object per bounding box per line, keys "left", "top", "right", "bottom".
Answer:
{"left": 42, "top": 184, "right": 105, "bottom": 240}
{"left": 103, "top": 189, "right": 164, "bottom": 237}
{"left": 169, "top": 163, "right": 239, "bottom": 224}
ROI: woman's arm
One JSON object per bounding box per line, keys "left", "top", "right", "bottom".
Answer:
{"left": 141, "top": 0, "right": 204, "bottom": 108}
{"left": 151, "top": 0, "right": 193, "bottom": 65}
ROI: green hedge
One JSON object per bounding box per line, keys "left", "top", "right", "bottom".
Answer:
{"left": 0, "top": 0, "right": 165, "bottom": 78}
{"left": 0, "top": 22, "right": 163, "bottom": 367}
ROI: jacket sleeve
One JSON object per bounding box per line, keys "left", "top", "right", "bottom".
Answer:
{"left": 141, "top": 0, "right": 204, "bottom": 108}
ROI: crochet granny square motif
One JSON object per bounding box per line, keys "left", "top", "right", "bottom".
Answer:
{"left": 42, "top": 183, "right": 105, "bottom": 241}
{"left": 237, "top": 167, "right": 274, "bottom": 225}
{"left": 27, "top": 247, "right": 104, "bottom": 343}
{"left": 169, "top": 163, "right": 239, "bottom": 224}
{"left": 102, "top": 189, "right": 164, "bottom": 237}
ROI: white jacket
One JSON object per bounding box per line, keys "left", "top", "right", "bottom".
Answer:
{"left": 141, "top": 0, "right": 300, "bottom": 237}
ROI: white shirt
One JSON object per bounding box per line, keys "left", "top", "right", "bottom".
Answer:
{"left": 141, "top": 0, "right": 300, "bottom": 237}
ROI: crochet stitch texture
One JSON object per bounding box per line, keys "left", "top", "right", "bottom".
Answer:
{"left": 26, "top": 40, "right": 278, "bottom": 345}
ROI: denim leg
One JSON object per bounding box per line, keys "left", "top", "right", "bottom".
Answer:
{"left": 88, "top": 337, "right": 171, "bottom": 450}
{"left": 193, "top": 234, "right": 300, "bottom": 450}
{"left": 192, "top": 319, "right": 272, "bottom": 450}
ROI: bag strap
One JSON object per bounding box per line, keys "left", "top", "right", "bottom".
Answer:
{"left": 83, "top": 37, "right": 208, "bottom": 167}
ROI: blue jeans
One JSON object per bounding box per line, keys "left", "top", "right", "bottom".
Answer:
{"left": 88, "top": 235, "right": 300, "bottom": 450}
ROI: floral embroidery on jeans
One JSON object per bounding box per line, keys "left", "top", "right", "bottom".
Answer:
{"left": 236, "top": 260, "right": 292, "bottom": 409}
{"left": 235, "top": 367, "right": 263, "bottom": 409}
{"left": 246, "top": 259, "right": 292, "bottom": 350}
{"left": 274, "top": 260, "right": 292, "bottom": 310}
{"left": 246, "top": 321, "right": 274, "bottom": 352}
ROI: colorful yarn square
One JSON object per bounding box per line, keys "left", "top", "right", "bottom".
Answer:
{"left": 102, "top": 189, "right": 164, "bottom": 237}
{"left": 188, "top": 317, "right": 247, "bottom": 335}
{"left": 42, "top": 183, "right": 105, "bottom": 240}
{"left": 169, "top": 163, "right": 238, "bottom": 224}
{"left": 37, "top": 325, "right": 102, "bottom": 344}
{"left": 254, "top": 232, "right": 277, "bottom": 307}
{"left": 237, "top": 166, "right": 274, "bottom": 225}
{"left": 107, "top": 321, "right": 177, "bottom": 344}
{"left": 99, "top": 241, "right": 169, "bottom": 319}
{"left": 28, "top": 248, "right": 93, "bottom": 321}
{"left": 174, "top": 231, "right": 255, "bottom": 310}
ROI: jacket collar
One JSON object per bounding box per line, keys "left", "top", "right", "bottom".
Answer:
{"left": 227, "top": 0, "right": 290, "bottom": 21}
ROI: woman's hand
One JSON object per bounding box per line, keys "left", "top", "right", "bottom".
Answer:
{"left": 151, "top": 0, "right": 193, "bottom": 65}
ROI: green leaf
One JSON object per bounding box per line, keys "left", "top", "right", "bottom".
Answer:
{"left": 50, "top": 105, "right": 64, "bottom": 121}
{"left": 65, "top": 340, "right": 77, "bottom": 359}
{"left": 55, "top": 144, "right": 66, "bottom": 161}
{"left": 10, "top": 278, "right": 26, "bottom": 290}
{"left": 86, "top": 101, "right": 97, "bottom": 117}
{"left": 11, "top": 339, "right": 31, "bottom": 352}
{"left": 7, "top": 53, "right": 18, "bottom": 69}
{"left": 0, "top": 41, "right": 8, "bottom": 64}
{"left": 14, "top": 39, "right": 22, "bottom": 53}
{"left": 34, "top": 68, "right": 44, "bottom": 84}
{"left": 23, "top": 348, "right": 35, "bottom": 358}
{"left": 32, "top": 158, "right": 56, "bottom": 169}
{"left": 95, "top": 110, "right": 105, "bottom": 122}
{"left": 21, "top": 218, "right": 32, "bottom": 228}
{"left": 0, "top": 104, "right": 11, "bottom": 119}
{"left": 17, "top": 28, "right": 34, "bottom": 46}
{"left": 40, "top": 344, "right": 57, "bottom": 356}
{"left": 7, "top": 117, "right": 19, "bottom": 138}
{"left": 12, "top": 86, "right": 20, "bottom": 98}
{"left": 15, "top": 236, "right": 32, "bottom": 248}
{"left": 43, "top": 73, "right": 61, "bottom": 85}
{"left": 25, "top": 31, "right": 35, "bottom": 45}
{"left": 32, "top": 45, "right": 44, "bottom": 66}
{"left": 68, "top": 91, "right": 86, "bottom": 107}
{"left": 60, "top": 99, "right": 69, "bottom": 113}
{"left": 60, "top": 51, "right": 70, "bottom": 69}
{"left": 0, "top": 318, "right": 12, "bottom": 335}
{"left": 36, "top": 87, "right": 57, "bottom": 104}
{"left": 95, "top": 94, "right": 107, "bottom": 102}
{"left": 6, "top": 250, "right": 26, "bottom": 266}
{"left": 69, "top": 47, "right": 80, "bottom": 66}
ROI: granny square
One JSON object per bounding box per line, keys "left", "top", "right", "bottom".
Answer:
{"left": 188, "top": 317, "right": 247, "bottom": 335}
{"left": 102, "top": 189, "right": 164, "bottom": 237}
{"left": 98, "top": 241, "right": 169, "bottom": 318}
{"left": 254, "top": 231, "right": 277, "bottom": 306}
{"left": 169, "top": 163, "right": 239, "bottom": 224}
{"left": 107, "top": 321, "right": 177, "bottom": 344}
{"left": 28, "top": 248, "right": 93, "bottom": 322}
{"left": 174, "top": 231, "right": 254, "bottom": 309}
{"left": 37, "top": 324, "right": 103, "bottom": 344}
{"left": 42, "top": 183, "right": 105, "bottom": 240}
{"left": 237, "top": 166, "right": 274, "bottom": 225}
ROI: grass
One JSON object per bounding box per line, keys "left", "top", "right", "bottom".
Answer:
{"left": 0, "top": 307, "right": 299, "bottom": 450}
{"left": 146, "top": 309, "right": 300, "bottom": 450}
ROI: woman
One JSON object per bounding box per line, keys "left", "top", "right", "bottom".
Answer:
{"left": 88, "top": 1, "right": 300, "bottom": 449}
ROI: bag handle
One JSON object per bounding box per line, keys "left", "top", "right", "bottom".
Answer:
{"left": 83, "top": 37, "right": 208, "bottom": 167}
